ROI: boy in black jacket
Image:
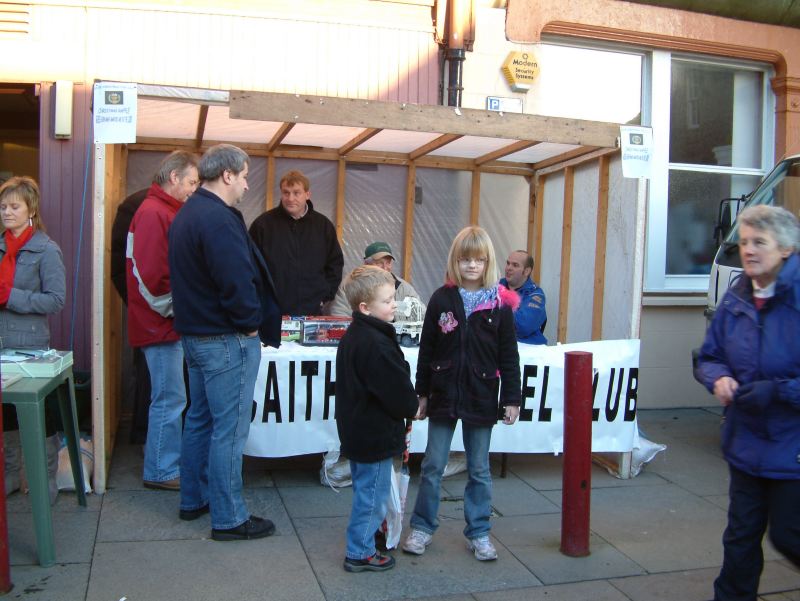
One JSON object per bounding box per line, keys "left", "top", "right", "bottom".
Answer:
{"left": 336, "top": 265, "right": 420, "bottom": 573}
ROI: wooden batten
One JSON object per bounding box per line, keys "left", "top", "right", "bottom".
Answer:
{"left": 339, "top": 127, "right": 382, "bottom": 155}
{"left": 230, "top": 91, "right": 620, "bottom": 148}
{"left": 592, "top": 155, "right": 610, "bottom": 340}
{"left": 266, "top": 155, "right": 275, "bottom": 210}
{"left": 475, "top": 140, "right": 539, "bottom": 166}
{"left": 409, "top": 133, "right": 462, "bottom": 160}
{"left": 557, "top": 167, "right": 574, "bottom": 343}
{"left": 267, "top": 122, "right": 294, "bottom": 152}
{"left": 536, "top": 147, "right": 619, "bottom": 177}
{"left": 195, "top": 105, "right": 208, "bottom": 150}
{"left": 526, "top": 177, "right": 536, "bottom": 256}
{"left": 533, "top": 176, "right": 545, "bottom": 284}
{"left": 470, "top": 170, "right": 481, "bottom": 225}
{"left": 403, "top": 162, "right": 417, "bottom": 282}
{"left": 335, "top": 158, "right": 346, "bottom": 243}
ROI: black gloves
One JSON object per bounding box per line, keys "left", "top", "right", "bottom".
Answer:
{"left": 735, "top": 380, "right": 777, "bottom": 412}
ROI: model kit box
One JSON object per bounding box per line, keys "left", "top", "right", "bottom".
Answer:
{"left": 0, "top": 349, "right": 74, "bottom": 378}
{"left": 299, "top": 317, "right": 352, "bottom": 346}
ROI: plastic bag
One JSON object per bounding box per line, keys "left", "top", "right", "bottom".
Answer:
{"left": 383, "top": 463, "right": 410, "bottom": 549}
{"left": 442, "top": 451, "right": 467, "bottom": 479}
{"left": 630, "top": 435, "right": 666, "bottom": 477}
{"left": 56, "top": 436, "right": 93, "bottom": 493}
{"left": 319, "top": 449, "right": 352, "bottom": 489}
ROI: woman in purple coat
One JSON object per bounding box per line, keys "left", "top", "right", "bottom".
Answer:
{"left": 695, "top": 205, "right": 800, "bottom": 601}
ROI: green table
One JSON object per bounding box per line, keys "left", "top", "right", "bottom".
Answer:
{"left": 2, "top": 367, "right": 87, "bottom": 567}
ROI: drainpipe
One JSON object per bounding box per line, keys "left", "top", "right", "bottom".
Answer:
{"left": 445, "top": 0, "right": 467, "bottom": 107}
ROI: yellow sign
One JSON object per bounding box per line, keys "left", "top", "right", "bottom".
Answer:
{"left": 502, "top": 51, "right": 539, "bottom": 92}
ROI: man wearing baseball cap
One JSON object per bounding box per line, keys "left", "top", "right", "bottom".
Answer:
{"left": 330, "top": 241, "right": 425, "bottom": 317}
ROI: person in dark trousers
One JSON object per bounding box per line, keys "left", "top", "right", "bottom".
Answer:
{"left": 249, "top": 169, "right": 343, "bottom": 315}
{"left": 169, "top": 144, "right": 281, "bottom": 541}
{"left": 335, "top": 265, "right": 420, "bottom": 572}
{"left": 695, "top": 205, "right": 800, "bottom": 601}
{"left": 110, "top": 188, "right": 151, "bottom": 444}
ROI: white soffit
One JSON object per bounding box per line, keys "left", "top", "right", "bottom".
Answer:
{"left": 204, "top": 105, "right": 281, "bottom": 144}
{"left": 359, "top": 129, "right": 441, "bottom": 153}
{"left": 136, "top": 99, "right": 200, "bottom": 139}
{"left": 505, "top": 142, "right": 582, "bottom": 163}
{"left": 428, "top": 135, "right": 518, "bottom": 159}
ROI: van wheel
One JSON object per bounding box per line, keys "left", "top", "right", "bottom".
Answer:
{"left": 400, "top": 334, "right": 413, "bottom": 347}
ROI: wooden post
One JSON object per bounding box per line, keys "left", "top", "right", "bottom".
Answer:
{"left": 591, "top": 155, "right": 610, "bottom": 340}
{"left": 533, "top": 175, "right": 546, "bottom": 284}
{"left": 266, "top": 155, "right": 275, "bottom": 210}
{"left": 470, "top": 169, "right": 481, "bottom": 225}
{"left": 557, "top": 167, "right": 574, "bottom": 344}
{"left": 403, "top": 163, "right": 417, "bottom": 282}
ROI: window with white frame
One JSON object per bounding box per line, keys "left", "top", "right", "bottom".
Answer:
{"left": 645, "top": 51, "right": 774, "bottom": 291}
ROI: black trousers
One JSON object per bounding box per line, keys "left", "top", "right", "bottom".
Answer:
{"left": 714, "top": 465, "right": 800, "bottom": 601}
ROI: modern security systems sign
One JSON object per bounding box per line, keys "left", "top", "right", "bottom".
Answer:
{"left": 502, "top": 51, "right": 539, "bottom": 92}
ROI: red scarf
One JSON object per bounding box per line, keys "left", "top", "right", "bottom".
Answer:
{"left": 0, "top": 226, "right": 34, "bottom": 306}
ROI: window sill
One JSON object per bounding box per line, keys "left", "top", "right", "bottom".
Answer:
{"left": 642, "top": 293, "right": 707, "bottom": 306}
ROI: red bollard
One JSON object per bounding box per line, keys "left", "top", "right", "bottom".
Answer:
{"left": 0, "top": 389, "right": 12, "bottom": 593}
{"left": 560, "top": 351, "right": 593, "bottom": 557}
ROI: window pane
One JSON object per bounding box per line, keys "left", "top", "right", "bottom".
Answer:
{"left": 666, "top": 169, "right": 761, "bottom": 275}
{"left": 670, "top": 61, "right": 762, "bottom": 168}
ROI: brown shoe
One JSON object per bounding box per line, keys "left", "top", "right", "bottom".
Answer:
{"left": 143, "top": 477, "right": 180, "bottom": 491}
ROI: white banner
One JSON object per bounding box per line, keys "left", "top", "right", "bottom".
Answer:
{"left": 244, "top": 339, "right": 640, "bottom": 457}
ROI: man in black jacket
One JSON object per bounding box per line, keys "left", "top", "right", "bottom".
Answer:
{"left": 249, "top": 170, "right": 343, "bottom": 315}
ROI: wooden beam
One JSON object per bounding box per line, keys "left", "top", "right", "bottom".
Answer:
{"left": 195, "top": 105, "right": 209, "bottom": 150}
{"left": 266, "top": 154, "right": 275, "bottom": 210}
{"left": 557, "top": 167, "right": 574, "bottom": 344}
{"left": 526, "top": 177, "right": 536, "bottom": 257}
{"left": 403, "top": 163, "right": 417, "bottom": 282}
{"left": 475, "top": 140, "right": 539, "bottom": 166}
{"left": 533, "top": 147, "right": 598, "bottom": 171}
{"left": 535, "top": 147, "right": 619, "bottom": 177}
{"left": 339, "top": 127, "right": 382, "bottom": 155}
{"left": 409, "top": 133, "right": 462, "bottom": 160}
{"left": 231, "top": 91, "right": 620, "bottom": 148}
{"left": 591, "top": 155, "right": 610, "bottom": 341}
{"left": 336, "top": 158, "right": 346, "bottom": 244}
{"left": 470, "top": 170, "right": 481, "bottom": 225}
{"left": 533, "top": 176, "right": 545, "bottom": 284}
{"left": 267, "top": 122, "right": 294, "bottom": 152}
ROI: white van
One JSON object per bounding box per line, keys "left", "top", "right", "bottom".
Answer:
{"left": 705, "top": 153, "right": 800, "bottom": 320}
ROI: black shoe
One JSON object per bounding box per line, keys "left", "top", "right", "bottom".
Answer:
{"left": 179, "top": 504, "right": 209, "bottom": 521}
{"left": 211, "top": 515, "right": 275, "bottom": 541}
{"left": 343, "top": 553, "right": 395, "bottom": 573}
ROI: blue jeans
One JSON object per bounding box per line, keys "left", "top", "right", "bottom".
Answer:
{"left": 410, "top": 418, "right": 493, "bottom": 539}
{"left": 179, "top": 334, "right": 261, "bottom": 530}
{"left": 142, "top": 341, "right": 186, "bottom": 483}
{"left": 346, "top": 458, "right": 393, "bottom": 560}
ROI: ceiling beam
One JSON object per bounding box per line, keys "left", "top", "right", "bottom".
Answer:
{"left": 266, "top": 122, "right": 294, "bottom": 152}
{"left": 338, "top": 127, "right": 382, "bottom": 155}
{"left": 231, "top": 90, "right": 620, "bottom": 148}
{"left": 474, "top": 140, "right": 540, "bottom": 166}
{"left": 408, "top": 133, "right": 462, "bottom": 160}
{"left": 535, "top": 147, "right": 619, "bottom": 177}
{"left": 195, "top": 105, "right": 209, "bottom": 149}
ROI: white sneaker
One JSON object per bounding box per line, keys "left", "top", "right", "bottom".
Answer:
{"left": 467, "top": 535, "right": 498, "bottom": 561}
{"left": 402, "top": 529, "right": 433, "bottom": 555}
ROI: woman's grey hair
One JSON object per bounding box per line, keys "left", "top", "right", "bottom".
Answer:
{"left": 738, "top": 205, "right": 800, "bottom": 251}
{"left": 198, "top": 144, "right": 249, "bottom": 181}
{"left": 153, "top": 150, "right": 198, "bottom": 186}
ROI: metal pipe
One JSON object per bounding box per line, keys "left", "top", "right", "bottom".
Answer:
{"left": 446, "top": 47, "right": 466, "bottom": 107}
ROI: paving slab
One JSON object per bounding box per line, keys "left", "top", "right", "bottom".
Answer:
{"left": 475, "top": 579, "right": 632, "bottom": 601}
{"left": 490, "top": 513, "right": 645, "bottom": 584}
{"left": 5, "top": 562, "right": 90, "bottom": 601}
{"left": 644, "top": 438, "right": 730, "bottom": 497}
{"left": 9, "top": 509, "right": 99, "bottom": 566}
{"left": 5, "top": 489, "right": 102, "bottom": 514}
{"left": 104, "top": 441, "right": 145, "bottom": 491}
{"left": 460, "top": 472, "right": 560, "bottom": 517}
{"left": 97, "top": 486, "right": 292, "bottom": 542}
{"left": 587, "top": 483, "right": 731, "bottom": 572}
{"left": 279, "top": 483, "right": 354, "bottom": 518}
{"left": 294, "top": 516, "right": 541, "bottom": 601}
{"left": 86, "top": 536, "right": 324, "bottom": 601}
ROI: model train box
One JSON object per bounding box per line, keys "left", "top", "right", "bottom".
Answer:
{"left": 299, "top": 317, "right": 352, "bottom": 346}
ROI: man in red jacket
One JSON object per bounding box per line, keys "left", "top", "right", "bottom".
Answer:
{"left": 126, "top": 151, "right": 199, "bottom": 491}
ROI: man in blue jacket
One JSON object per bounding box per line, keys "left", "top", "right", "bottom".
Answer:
{"left": 500, "top": 250, "right": 547, "bottom": 345}
{"left": 168, "top": 144, "right": 280, "bottom": 542}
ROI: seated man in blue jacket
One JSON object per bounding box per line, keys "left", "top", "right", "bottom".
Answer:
{"left": 500, "top": 250, "right": 547, "bottom": 345}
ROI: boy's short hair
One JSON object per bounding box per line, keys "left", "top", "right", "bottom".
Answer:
{"left": 343, "top": 265, "right": 394, "bottom": 311}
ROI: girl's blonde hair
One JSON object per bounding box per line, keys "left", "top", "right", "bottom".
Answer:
{"left": 445, "top": 226, "right": 498, "bottom": 288}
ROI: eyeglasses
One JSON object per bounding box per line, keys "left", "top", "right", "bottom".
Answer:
{"left": 458, "top": 257, "right": 487, "bottom": 266}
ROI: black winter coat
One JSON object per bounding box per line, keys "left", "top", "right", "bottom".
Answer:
{"left": 416, "top": 284, "right": 521, "bottom": 426}
{"left": 335, "top": 312, "right": 419, "bottom": 463}
{"left": 249, "top": 201, "right": 343, "bottom": 316}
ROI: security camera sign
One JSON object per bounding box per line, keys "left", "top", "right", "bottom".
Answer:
{"left": 620, "top": 125, "right": 653, "bottom": 179}
{"left": 93, "top": 82, "right": 137, "bottom": 143}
